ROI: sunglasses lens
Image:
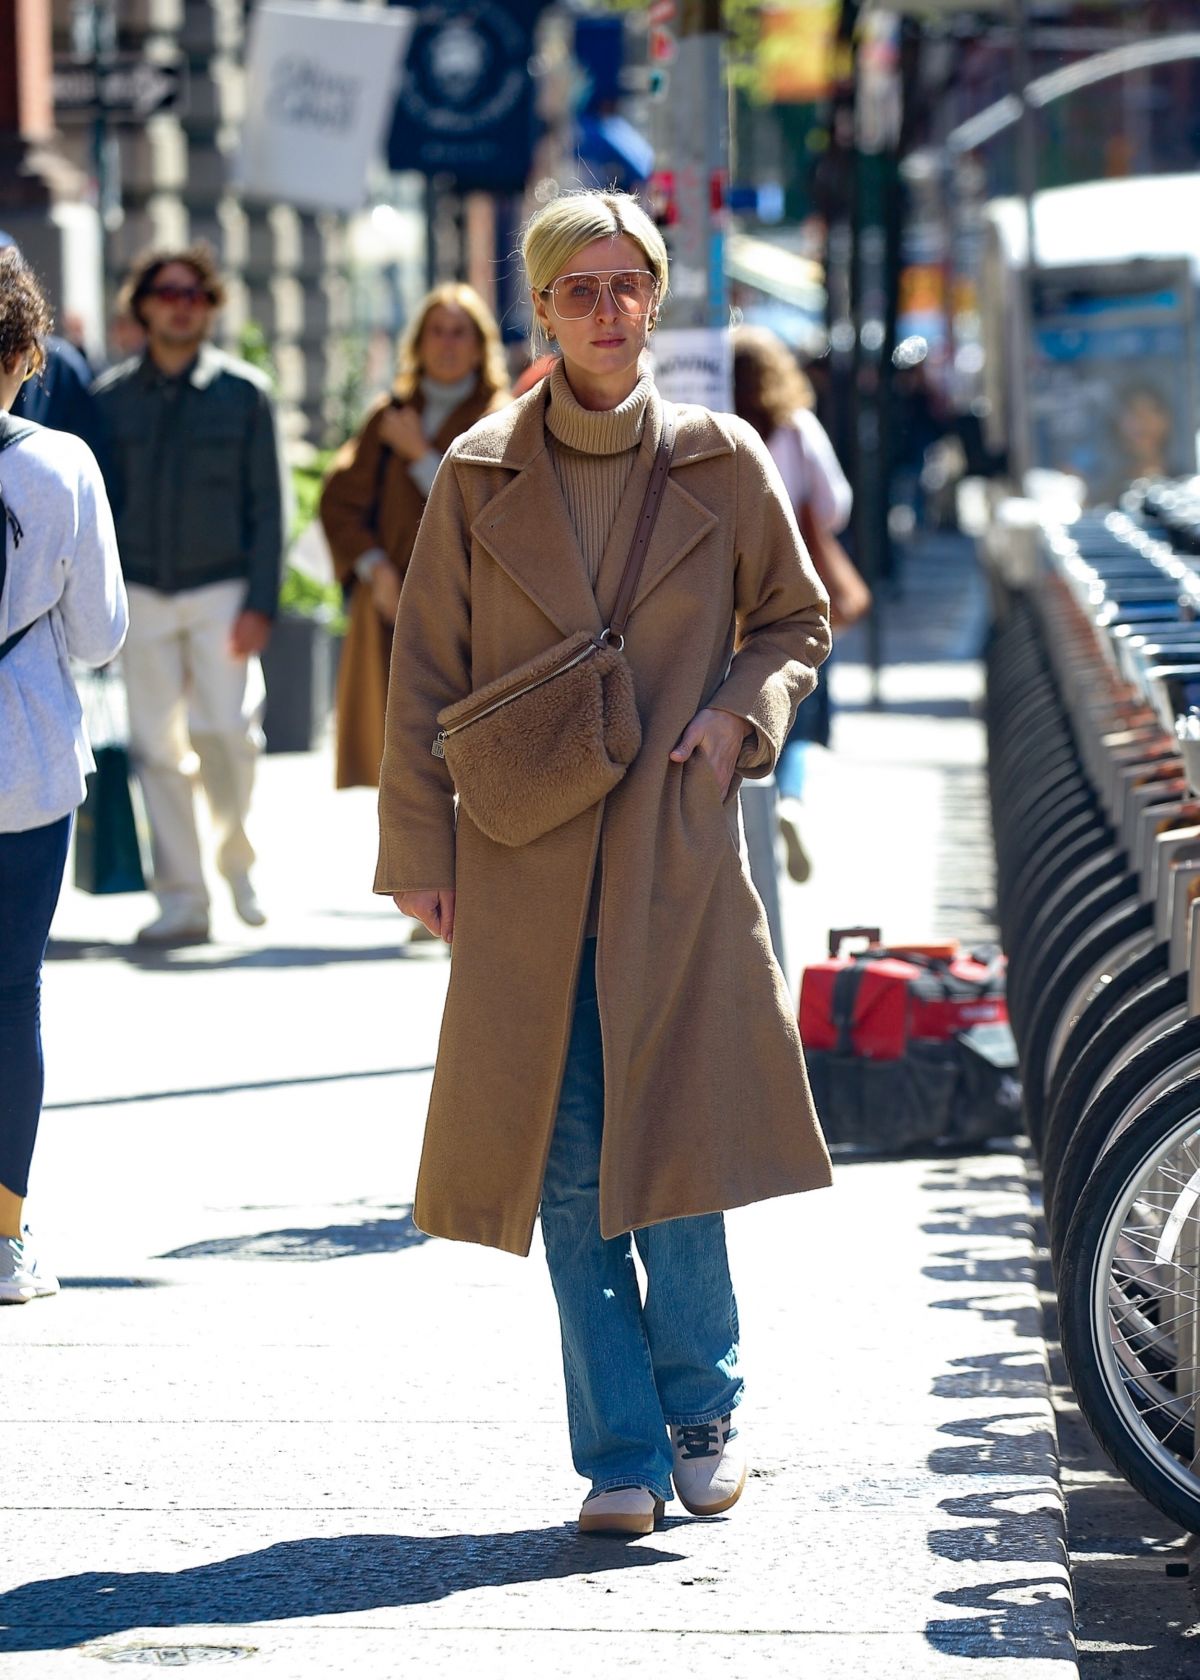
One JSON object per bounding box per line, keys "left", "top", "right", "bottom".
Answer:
{"left": 611, "top": 272, "right": 656, "bottom": 314}
{"left": 153, "top": 285, "right": 205, "bottom": 305}
{"left": 552, "top": 276, "right": 601, "bottom": 319}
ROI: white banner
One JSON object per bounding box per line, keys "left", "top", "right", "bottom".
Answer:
{"left": 237, "top": 2, "right": 412, "bottom": 214}
{"left": 650, "top": 327, "right": 733, "bottom": 413}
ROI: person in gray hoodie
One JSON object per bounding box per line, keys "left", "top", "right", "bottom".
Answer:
{"left": 0, "top": 248, "right": 128, "bottom": 1304}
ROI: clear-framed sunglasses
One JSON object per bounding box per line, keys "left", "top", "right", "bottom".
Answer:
{"left": 541, "top": 269, "right": 659, "bottom": 321}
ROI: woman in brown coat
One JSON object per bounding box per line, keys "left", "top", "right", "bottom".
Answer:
{"left": 319, "top": 284, "right": 509, "bottom": 789}
{"left": 375, "top": 192, "right": 832, "bottom": 1536}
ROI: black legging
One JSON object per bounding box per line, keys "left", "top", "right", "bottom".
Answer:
{"left": 0, "top": 815, "right": 71, "bottom": 1198}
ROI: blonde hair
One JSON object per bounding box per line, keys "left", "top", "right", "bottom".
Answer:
{"left": 394, "top": 283, "right": 509, "bottom": 404}
{"left": 522, "top": 190, "right": 669, "bottom": 351}
{"left": 731, "top": 324, "right": 815, "bottom": 441}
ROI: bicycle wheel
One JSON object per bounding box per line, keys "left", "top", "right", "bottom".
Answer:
{"left": 1058, "top": 1079, "right": 1200, "bottom": 1533}
{"left": 1042, "top": 973, "right": 1188, "bottom": 1233}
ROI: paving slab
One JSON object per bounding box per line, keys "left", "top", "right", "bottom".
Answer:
{"left": 2, "top": 539, "right": 1079, "bottom": 1675}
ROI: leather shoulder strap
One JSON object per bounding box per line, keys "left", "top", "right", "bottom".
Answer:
{"left": 607, "top": 403, "right": 677, "bottom": 640}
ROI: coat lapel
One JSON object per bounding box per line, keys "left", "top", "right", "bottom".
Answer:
{"left": 469, "top": 444, "right": 604, "bottom": 640}
{"left": 465, "top": 380, "right": 727, "bottom": 638}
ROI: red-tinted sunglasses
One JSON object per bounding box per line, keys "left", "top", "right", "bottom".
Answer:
{"left": 146, "top": 283, "right": 211, "bottom": 306}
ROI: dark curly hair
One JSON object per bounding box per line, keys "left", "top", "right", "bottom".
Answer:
{"left": 119, "top": 242, "right": 227, "bottom": 328}
{"left": 0, "top": 248, "right": 52, "bottom": 379}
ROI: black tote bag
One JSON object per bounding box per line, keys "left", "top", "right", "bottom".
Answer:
{"left": 74, "top": 742, "right": 147, "bottom": 895}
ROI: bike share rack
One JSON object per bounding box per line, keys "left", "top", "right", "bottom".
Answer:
{"left": 988, "top": 485, "right": 1200, "bottom": 1536}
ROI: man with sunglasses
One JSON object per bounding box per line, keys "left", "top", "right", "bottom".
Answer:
{"left": 93, "top": 245, "right": 285, "bottom": 946}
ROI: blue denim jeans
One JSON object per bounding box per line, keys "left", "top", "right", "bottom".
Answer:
{"left": 539, "top": 941, "right": 743, "bottom": 1504}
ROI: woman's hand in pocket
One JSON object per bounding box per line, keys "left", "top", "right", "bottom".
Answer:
{"left": 394, "top": 889, "right": 456, "bottom": 945}
{"left": 669, "top": 707, "right": 751, "bottom": 799}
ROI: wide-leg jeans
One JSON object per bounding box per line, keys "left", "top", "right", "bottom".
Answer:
{"left": 539, "top": 941, "right": 743, "bottom": 1504}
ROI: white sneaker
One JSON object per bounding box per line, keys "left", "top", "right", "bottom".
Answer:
{"left": 670, "top": 1416, "right": 747, "bottom": 1515}
{"left": 229, "top": 874, "right": 267, "bottom": 928}
{"left": 0, "top": 1232, "right": 60, "bottom": 1305}
{"left": 776, "top": 798, "right": 812, "bottom": 884}
{"left": 578, "top": 1486, "right": 664, "bottom": 1537}
{"left": 135, "top": 902, "right": 210, "bottom": 947}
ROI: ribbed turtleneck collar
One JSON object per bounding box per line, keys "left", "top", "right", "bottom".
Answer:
{"left": 419, "top": 371, "right": 478, "bottom": 409}
{"left": 545, "top": 359, "right": 652, "bottom": 457}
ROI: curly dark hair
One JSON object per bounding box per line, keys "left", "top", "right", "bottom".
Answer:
{"left": 120, "top": 242, "right": 227, "bottom": 328}
{"left": 0, "top": 248, "right": 52, "bottom": 379}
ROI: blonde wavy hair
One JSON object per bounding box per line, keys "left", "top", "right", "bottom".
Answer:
{"left": 394, "top": 283, "right": 509, "bottom": 403}
{"left": 522, "top": 190, "right": 669, "bottom": 352}
{"left": 731, "top": 325, "right": 815, "bottom": 442}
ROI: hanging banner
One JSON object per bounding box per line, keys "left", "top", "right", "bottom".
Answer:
{"left": 385, "top": 0, "right": 541, "bottom": 192}
{"left": 237, "top": 1, "right": 413, "bottom": 213}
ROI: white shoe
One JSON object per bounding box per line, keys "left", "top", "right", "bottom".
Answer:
{"left": 0, "top": 1232, "right": 60, "bottom": 1305}
{"left": 229, "top": 874, "right": 267, "bottom": 928}
{"left": 578, "top": 1486, "right": 664, "bottom": 1536}
{"left": 135, "top": 902, "right": 210, "bottom": 946}
{"left": 670, "top": 1416, "right": 747, "bottom": 1515}
{"left": 776, "top": 798, "right": 812, "bottom": 884}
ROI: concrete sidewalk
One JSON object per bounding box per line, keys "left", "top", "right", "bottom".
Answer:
{"left": 1, "top": 537, "right": 1078, "bottom": 1676}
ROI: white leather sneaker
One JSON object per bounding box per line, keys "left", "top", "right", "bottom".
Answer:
{"left": 0, "top": 1233, "right": 60, "bottom": 1305}
{"left": 578, "top": 1486, "right": 665, "bottom": 1537}
{"left": 135, "top": 902, "right": 210, "bottom": 947}
{"left": 229, "top": 874, "right": 267, "bottom": 928}
{"left": 670, "top": 1417, "right": 747, "bottom": 1515}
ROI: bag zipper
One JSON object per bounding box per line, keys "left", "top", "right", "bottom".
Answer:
{"left": 432, "top": 639, "right": 600, "bottom": 758}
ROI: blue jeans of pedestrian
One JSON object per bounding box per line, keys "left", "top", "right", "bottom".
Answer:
{"left": 0, "top": 815, "right": 71, "bottom": 1198}
{"left": 539, "top": 941, "right": 743, "bottom": 1504}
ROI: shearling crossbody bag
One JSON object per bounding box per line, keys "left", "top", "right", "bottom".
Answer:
{"left": 431, "top": 406, "right": 677, "bottom": 849}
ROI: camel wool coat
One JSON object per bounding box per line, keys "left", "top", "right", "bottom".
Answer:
{"left": 375, "top": 378, "right": 834, "bottom": 1256}
{"left": 320, "top": 385, "right": 505, "bottom": 788}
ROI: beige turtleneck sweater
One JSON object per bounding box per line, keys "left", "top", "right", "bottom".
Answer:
{"left": 544, "top": 359, "right": 653, "bottom": 587}
{"left": 544, "top": 358, "right": 655, "bottom": 935}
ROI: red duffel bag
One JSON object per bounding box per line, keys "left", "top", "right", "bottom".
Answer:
{"left": 799, "top": 928, "right": 1019, "bottom": 1151}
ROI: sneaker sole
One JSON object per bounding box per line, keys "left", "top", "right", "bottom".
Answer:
{"left": 778, "top": 816, "right": 812, "bottom": 884}
{"left": 674, "top": 1460, "right": 748, "bottom": 1517}
{"left": 0, "top": 1281, "right": 59, "bottom": 1304}
{"left": 135, "top": 930, "right": 210, "bottom": 947}
{"left": 579, "top": 1498, "right": 665, "bottom": 1537}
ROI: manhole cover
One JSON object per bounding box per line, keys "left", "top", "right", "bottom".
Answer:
{"left": 96, "top": 1647, "right": 255, "bottom": 1666}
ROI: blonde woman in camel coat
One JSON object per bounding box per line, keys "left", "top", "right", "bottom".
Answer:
{"left": 375, "top": 191, "right": 832, "bottom": 1537}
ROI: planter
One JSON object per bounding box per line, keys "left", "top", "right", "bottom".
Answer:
{"left": 261, "top": 610, "right": 342, "bottom": 753}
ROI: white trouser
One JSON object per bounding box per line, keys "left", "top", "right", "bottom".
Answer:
{"left": 122, "top": 581, "right": 266, "bottom": 915}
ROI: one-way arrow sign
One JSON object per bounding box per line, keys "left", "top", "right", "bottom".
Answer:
{"left": 53, "top": 57, "right": 186, "bottom": 123}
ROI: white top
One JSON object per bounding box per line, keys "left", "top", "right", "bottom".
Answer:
{"left": 767, "top": 408, "right": 853, "bottom": 533}
{"left": 0, "top": 421, "right": 129, "bottom": 833}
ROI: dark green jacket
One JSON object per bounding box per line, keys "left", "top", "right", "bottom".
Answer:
{"left": 92, "top": 344, "right": 285, "bottom": 617}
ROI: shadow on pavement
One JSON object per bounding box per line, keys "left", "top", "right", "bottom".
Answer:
{"left": 920, "top": 1157, "right": 1074, "bottom": 1662}
{"left": 0, "top": 1530, "right": 686, "bottom": 1654}
{"left": 158, "top": 1206, "right": 430, "bottom": 1261}
{"left": 45, "top": 939, "right": 428, "bottom": 971}
{"left": 44, "top": 1064, "right": 434, "bottom": 1113}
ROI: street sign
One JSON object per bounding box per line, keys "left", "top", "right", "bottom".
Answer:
{"left": 53, "top": 57, "right": 185, "bottom": 123}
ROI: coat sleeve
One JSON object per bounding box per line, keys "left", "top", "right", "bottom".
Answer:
{"left": 319, "top": 402, "right": 391, "bottom": 586}
{"left": 373, "top": 454, "right": 472, "bottom": 895}
{"left": 708, "top": 419, "right": 832, "bottom": 777}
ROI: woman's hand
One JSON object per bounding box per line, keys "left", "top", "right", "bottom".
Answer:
{"left": 669, "top": 707, "right": 751, "bottom": 800}
{"left": 370, "top": 561, "right": 403, "bottom": 625}
{"left": 378, "top": 405, "right": 430, "bottom": 463}
{"left": 394, "top": 889, "right": 456, "bottom": 945}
